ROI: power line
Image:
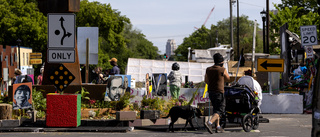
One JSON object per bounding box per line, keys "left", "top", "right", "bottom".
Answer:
{"left": 239, "top": 2, "right": 264, "bottom": 8}
{"left": 147, "top": 34, "right": 189, "bottom": 39}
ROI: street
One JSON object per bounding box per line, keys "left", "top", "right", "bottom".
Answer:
{"left": 0, "top": 114, "right": 312, "bottom": 137}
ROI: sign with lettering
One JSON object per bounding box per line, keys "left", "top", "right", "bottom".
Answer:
{"left": 305, "top": 45, "right": 314, "bottom": 59}
{"left": 30, "top": 53, "right": 42, "bottom": 59}
{"left": 300, "top": 25, "right": 318, "bottom": 47}
{"left": 30, "top": 59, "right": 42, "bottom": 64}
{"left": 47, "top": 49, "right": 75, "bottom": 63}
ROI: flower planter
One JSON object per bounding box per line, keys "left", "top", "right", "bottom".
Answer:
{"left": 81, "top": 108, "right": 110, "bottom": 119}
{"left": 46, "top": 94, "right": 81, "bottom": 127}
{"left": 140, "top": 110, "right": 160, "bottom": 119}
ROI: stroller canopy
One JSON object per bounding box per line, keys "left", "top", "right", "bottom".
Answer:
{"left": 237, "top": 76, "right": 263, "bottom": 107}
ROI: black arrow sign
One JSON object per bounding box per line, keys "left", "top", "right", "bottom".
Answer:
{"left": 260, "top": 60, "right": 282, "bottom": 70}
{"left": 59, "top": 17, "right": 72, "bottom": 45}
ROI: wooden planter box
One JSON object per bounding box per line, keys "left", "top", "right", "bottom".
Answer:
{"left": 116, "top": 111, "right": 136, "bottom": 121}
{"left": 140, "top": 110, "right": 160, "bottom": 119}
{"left": 46, "top": 94, "right": 81, "bottom": 127}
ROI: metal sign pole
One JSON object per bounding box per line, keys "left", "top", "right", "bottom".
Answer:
{"left": 85, "top": 38, "right": 89, "bottom": 83}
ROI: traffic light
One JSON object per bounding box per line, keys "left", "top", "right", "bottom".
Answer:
{"left": 164, "top": 54, "right": 167, "bottom": 59}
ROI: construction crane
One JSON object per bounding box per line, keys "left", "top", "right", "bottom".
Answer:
{"left": 194, "top": 6, "right": 215, "bottom": 29}
{"left": 203, "top": 6, "right": 215, "bottom": 26}
{"left": 193, "top": 6, "right": 215, "bottom": 47}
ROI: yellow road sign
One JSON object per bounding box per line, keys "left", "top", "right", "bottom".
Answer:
{"left": 257, "top": 58, "right": 284, "bottom": 72}
{"left": 30, "top": 53, "right": 42, "bottom": 59}
{"left": 30, "top": 59, "right": 42, "bottom": 64}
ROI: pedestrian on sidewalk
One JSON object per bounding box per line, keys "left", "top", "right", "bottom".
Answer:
{"left": 204, "top": 53, "right": 230, "bottom": 134}
{"left": 168, "top": 62, "right": 182, "bottom": 99}
{"left": 109, "top": 58, "right": 120, "bottom": 75}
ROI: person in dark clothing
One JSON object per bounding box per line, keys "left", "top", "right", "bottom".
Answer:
{"left": 204, "top": 53, "right": 230, "bottom": 134}
{"left": 109, "top": 58, "right": 120, "bottom": 75}
{"left": 14, "top": 69, "right": 33, "bottom": 85}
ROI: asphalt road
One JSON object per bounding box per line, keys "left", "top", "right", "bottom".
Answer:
{"left": 0, "top": 114, "right": 312, "bottom": 137}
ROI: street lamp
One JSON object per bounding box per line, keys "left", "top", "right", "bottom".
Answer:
{"left": 188, "top": 47, "right": 191, "bottom": 62}
{"left": 16, "top": 39, "right": 21, "bottom": 70}
{"left": 260, "top": 9, "right": 267, "bottom": 53}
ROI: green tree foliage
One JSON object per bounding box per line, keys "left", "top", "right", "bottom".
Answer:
{"left": 277, "top": 0, "right": 319, "bottom": 15}
{"left": 0, "top": 0, "right": 47, "bottom": 52}
{"left": 269, "top": 5, "right": 320, "bottom": 54}
{"left": 76, "top": 0, "right": 159, "bottom": 73}
{"left": 122, "top": 23, "right": 159, "bottom": 59}
{"left": 175, "top": 15, "right": 262, "bottom": 61}
{"left": 76, "top": 0, "right": 130, "bottom": 73}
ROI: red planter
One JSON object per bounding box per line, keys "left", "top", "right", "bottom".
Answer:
{"left": 46, "top": 94, "right": 81, "bottom": 127}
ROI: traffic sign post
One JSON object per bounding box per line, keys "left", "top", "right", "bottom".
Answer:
{"left": 257, "top": 58, "right": 284, "bottom": 72}
{"left": 30, "top": 53, "right": 42, "bottom": 59}
{"left": 30, "top": 53, "right": 42, "bottom": 64}
{"left": 300, "top": 25, "right": 318, "bottom": 47}
{"left": 47, "top": 13, "right": 76, "bottom": 63}
{"left": 305, "top": 45, "right": 314, "bottom": 59}
{"left": 48, "top": 13, "right": 75, "bottom": 49}
{"left": 30, "top": 59, "right": 42, "bottom": 65}
{"left": 48, "top": 49, "right": 75, "bottom": 63}
{"left": 49, "top": 64, "right": 75, "bottom": 92}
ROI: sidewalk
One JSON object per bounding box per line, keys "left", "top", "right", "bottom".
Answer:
{"left": 0, "top": 114, "right": 271, "bottom": 133}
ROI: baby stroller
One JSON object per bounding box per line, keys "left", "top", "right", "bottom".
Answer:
{"left": 219, "top": 84, "right": 260, "bottom": 132}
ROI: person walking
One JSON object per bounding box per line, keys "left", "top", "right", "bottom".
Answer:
{"left": 204, "top": 53, "right": 230, "bottom": 134}
{"left": 37, "top": 68, "right": 44, "bottom": 85}
{"left": 109, "top": 58, "right": 120, "bottom": 75}
{"left": 168, "top": 62, "right": 182, "bottom": 99}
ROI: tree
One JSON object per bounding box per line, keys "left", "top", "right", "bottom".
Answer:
{"left": 269, "top": 5, "right": 320, "bottom": 54}
{"left": 122, "top": 23, "right": 159, "bottom": 59}
{"left": 277, "top": 0, "right": 319, "bottom": 16}
{"left": 175, "top": 15, "right": 262, "bottom": 61}
{"left": 76, "top": 0, "right": 159, "bottom": 73}
{"left": 0, "top": 0, "right": 47, "bottom": 52}
{"left": 76, "top": 0, "right": 130, "bottom": 73}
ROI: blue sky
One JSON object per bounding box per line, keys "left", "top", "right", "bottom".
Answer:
{"left": 89, "top": 0, "right": 281, "bottom": 54}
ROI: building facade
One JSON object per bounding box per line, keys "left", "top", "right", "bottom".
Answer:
{"left": 166, "top": 39, "right": 177, "bottom": 58}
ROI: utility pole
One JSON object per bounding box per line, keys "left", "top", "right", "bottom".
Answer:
{"left": 266, "top": 0, "right": 270, "bottom": 53}
{"left": 237, "top": 0, "right": 239, "bottom": 60}
{"left": 230, "top": 0, "right": 235, "bottom": 60}
{"left": 216, "top": 30, "right": 218, "bottom": 47}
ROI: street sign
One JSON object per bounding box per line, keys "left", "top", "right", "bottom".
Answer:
{"left": 47, "top": 49, "right": 75, "bottom": 63}
{"left": 30, "top": 53, "right": 42, "bottom": 59}
{"left": 257, "top": 58, "right": 284, "bottom": 72}
{"left": 30, "top": 59, "right": 42, "bottom": 64}
{"left": 49, "top": 64, "right": 75, "bottom": 92}
{"left": 300, "top": 25, "right": 318, "bottom": 47}
{"left": 48, "top": 13, "right": 75, "bottom": 49}
{"left": 305, "top": 45, "right": 314, "bottom": 59}
{"left": 77, "top": 27, "right": 99, "bottom": 65}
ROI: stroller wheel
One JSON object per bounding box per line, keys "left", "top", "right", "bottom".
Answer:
{"left": 242, "top": 114, "right": 253, "bottom": 132}
{"left": 252, "top": 114, "right": 259, "bottom": 130}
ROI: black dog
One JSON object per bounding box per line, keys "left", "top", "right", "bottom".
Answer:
{"left": 163, "top": 105, "right": 202, "bottom": 132}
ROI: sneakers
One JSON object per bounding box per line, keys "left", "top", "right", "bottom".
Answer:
{"left": 204, "top": 122, "right": 214, "bottom": 134}
{"left": 216, "top": 126, "right": 225, "bottom": 133}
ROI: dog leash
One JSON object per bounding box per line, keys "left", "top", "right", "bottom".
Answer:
{"left": 193, "top": 111, "right": 201, "bottom": 129}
